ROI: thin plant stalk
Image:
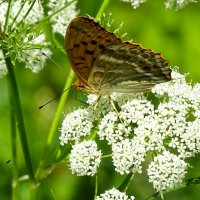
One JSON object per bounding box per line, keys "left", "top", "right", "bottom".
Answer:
{"left": 118, "top": 172, "right": 135, "bottom": 192}
{"left": 3, "top": 0, "right": 13, "bottom": 32}
{"left": 36, "top": 68, "right": 74, "bottom": 180}
{"left": 4, "top": 51, "right": 35, "bottom": 183}
{"left": 95, "top": 0, "right": 111, "bottom": 19}
{"left": 8, "top": 97, "right": 18, "bottom": 200}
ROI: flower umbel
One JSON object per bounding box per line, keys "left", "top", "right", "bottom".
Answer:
{"left": 69, "top": 140, "right": 102, "bottom": 176}
{"left": 60, "top": 108, "right": 94, "bottom": 145}
{"left": 112, "top": 138, "right": 146, "bottom": 174}
{"left": 0, "top": 0, "right": 50, "bottom": 75}
{"left": 60, "top": 68, "right": 200, "bottom": 192}
{"left": 0, "top": 0, "right": 78, "bottom": 76}
{"left": 147, "top": 151, "right": 188, "bottom": 191}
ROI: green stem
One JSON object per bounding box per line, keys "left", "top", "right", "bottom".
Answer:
{"left": 9, "top": 0, "right": 26, "bottom": 31}
{"left": 36, "top": 68, "right": 74, "bottom": 180}
{"left": 15, "top": 0, "right": 37, "bottom": 29}
{"left": 4, "top": 0, "right": 13, "bottom": 32}
{"left": 4, "top": 51, "right": 35, "bottom": 183}
{"left": 95, "top": 0, "right": 111, "bottom": 19}
{"left": 118, "top": 172, "right": 135, "bottom": 192}
{"left": 8, "top": 94, "right": 18, "bottom": 200}
{"left": 94, "top": 174, "right": 98, "bottom": 200}
{"left": 46, "top": 69, "right": 74, "bottom": 154}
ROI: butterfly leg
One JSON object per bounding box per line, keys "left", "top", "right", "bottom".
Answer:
{"left": 93, "top": 95, "right": 101, "bottom": 111}
{"left": 108, "top": 96, "right": 128, "bottom": 134}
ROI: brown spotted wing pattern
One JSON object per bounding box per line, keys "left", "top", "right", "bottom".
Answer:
{"left": 65, "top": 16, "right": 171, "bottom": 95}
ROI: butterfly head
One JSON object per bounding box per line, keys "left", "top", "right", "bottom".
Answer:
{"left": 73, "top": 79, "right": 95, "bottom": 94}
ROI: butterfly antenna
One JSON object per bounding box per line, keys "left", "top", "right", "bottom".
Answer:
{"left": 42, "top": 52, "right": 61, "bottom": 69}
{"left": 39, "top": 86, "right": 72, "bottom": 109}
{"left": 75, "top": 92, "right": 89, "bottom": 105}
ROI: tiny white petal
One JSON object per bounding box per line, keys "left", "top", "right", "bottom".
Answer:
{"left": 48, "top": 0, "right": 79, "bottom": 36}
{"left": 97, "top": 187, "right": 135, "bottom": 200}
{"left": 69, "top": 141, "right": 102, "bottom": 176}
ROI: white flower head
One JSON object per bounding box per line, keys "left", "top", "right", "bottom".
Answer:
{"left": 17, "top": 33, "right": 52, "bottom": 73}
{"left": 120, "top": 0, "right": 146, "bottom": 9}
{"left": 60, "top": 108, "right": 94, "bottom": 145}
{"left": 147, "top": 151, "right": 188, "bottom": 191}
{"left": 48, "top": 0, "right": 79, "bottom": 36}
{"left": 97, "top": 187, "right": 135, "bottom": 200}
{"left": 165, "top": 0, "right": 197, "bottom": 9}
{"left": 69, "top": 140, "right": 102, "bottom": 176}
{"left": 151, "top": 69, "right": 200, "bottom": 158}
{"left": 0, "top": 0, "right": 44, "bottom": 26}
{"left": 98, "top": 111, "right": 132, "bottom": 144}
{"left": 134, "top": 114, "right": 167, "bottom": 152}
{"left": 112, "top": 138, "right": 147, "bottom": 174}
{"left": 120, "top": 93, "right": 154, "bottom": 124}
{"left": 0, "top": 0, "right": 51, "bottom": 76}
{"left": 120, "top": 0, "right": 196, "bottom": 9}
{"left": 169, "top": 119, "right": 200, "bottom": 158}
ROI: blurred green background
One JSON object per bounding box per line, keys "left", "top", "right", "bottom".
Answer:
{"left": 0, "top": 0, "right": 200, "bottom": 199}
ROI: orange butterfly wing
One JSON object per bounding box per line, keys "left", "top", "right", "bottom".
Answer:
{"left": 65, "top": 16, "right": 122, "bottom": 88}
{"left": 65, "top": 17, "right": 171, "bottom": 95}
{"left": 89, "top": 42, "right": 171, "bottom": 93}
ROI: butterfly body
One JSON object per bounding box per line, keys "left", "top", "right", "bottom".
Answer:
{"left": 65, "top": 16, "right": 171, "bottom": 95}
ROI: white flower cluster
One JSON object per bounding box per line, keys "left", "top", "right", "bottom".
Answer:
{"left": 0, "top": 0, "right": 78, "bottom": 76}
{"left": 120, "top": 0, "right": 146, "bottom": 9}
{"left": 0, "top": 0, "right": 44, "bottom": 26}
{"left": 147, "top": 151, "right": 188, "bottom": 191}
{"left": 0, "top": 0, "right": 50, "bottom": 74}
{"left": 98, "top": 111, "right": 131, "bottom": 144}
{"left": 165, "top": 0, "right": 197, "bottom": 9}
{"left": 17, "top": 33, "right": 52, "bottom": 73}
{"left": 120, "top": 0, "right": 196, "bottom": 9}
{"left": 69, "top": 140, "right": 102, "bottom": 176}
{"left": 152, "top": 70, "right": 200, "bottom": 158}
{"left": 60, "top": 68, "right": 200, "bottom": 192}
{"left": 48, "top": 0, "right": 79, "bottom": 36}
{"left": 60, "top": 108, "right": 94, "bottom": 145}
{"left": 112, "top": 138, "right": 146, "bottom": 174}
{"left": 96, "top": 187, "right": 135, "bottom": 200}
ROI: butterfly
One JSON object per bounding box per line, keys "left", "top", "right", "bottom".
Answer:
{"left": 65, "top": 16, "right": 171, "bottom": 96}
